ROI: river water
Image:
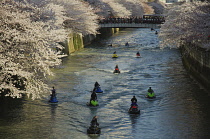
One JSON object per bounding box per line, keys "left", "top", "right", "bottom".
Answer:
{"left": 1, "top": 28, "right": 210, "bottom": 139}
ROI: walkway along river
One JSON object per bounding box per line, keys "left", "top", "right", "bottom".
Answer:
{"left": 0, "top": 28, "right": 210, "bottom": 139}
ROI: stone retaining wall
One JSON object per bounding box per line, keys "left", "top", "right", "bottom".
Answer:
{"left": 63, "top": 28, "right": 121, "bottom": 54}
{"left": 180, "top": 44, "right": 210, "bottom": 91}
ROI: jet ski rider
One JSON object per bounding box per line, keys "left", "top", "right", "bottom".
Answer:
{"left": 147, "top": 87, "right": 155, "bottom": 98}
{"left": 91, "top": 116, "right": 99, "bottom": 127}
{"left": 51, "top": 86, "right": 56, "bottom": 97}
{"left": 131, "top": 96, "right": 137, "bottom": 106}
{"left": 129, "top": 96, "right": 138, "bottom": 111}
{"left": 94, "top": 81, "right": 100, "bottom": 88}
{"left": 115, "top": 64, "right": 119, "bottom": 71}
{"left": 90, "top": 91, "right": 97, "bottom": 103}
{"left": 136, "top": 51, "right": 140, "bottom": 56}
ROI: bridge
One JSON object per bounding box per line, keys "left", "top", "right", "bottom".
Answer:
{"left": 100, "top": 23, "right": 161, "bottom": 29}
{"left": 99, "top": 14, "right": 164, "bottom": 29}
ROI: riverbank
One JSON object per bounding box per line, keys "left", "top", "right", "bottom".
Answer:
{"left": 63, "top": 28, "right": 121, "bottom": 55}
{"left": 180, "top": 44, "right": 210, "bottom": 92}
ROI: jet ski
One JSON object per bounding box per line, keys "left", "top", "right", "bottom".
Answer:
{"left": 136, "top": 54, "right": 141, "bottom": 58}
{"left": 49, "top": 95, "right": 58, "bottom": 103}
{"left": 95, "top": 86, "right": 103, "bottom": 93}
{"left": 145, "top": 95, "right": 156, "bottom": 99}
{"left": 145, "top": 91, "right": 156, "bottom": 99}
{"left": 136, "top": 51, "right": 141, "bottom": 58}
{"left": 87, "top": 100, "right": 99, "bottom": 107}
{"left": 112, "top": 54, "right": 118, "bottom": 58}
{"left": 87, "top": 124, "right": 101, "bottom": 135}
{"left": 113, "top": 69, "right": 120, "bottom": 74}
{"left": 128, "top": 105, "right": 140, "bottom": 114}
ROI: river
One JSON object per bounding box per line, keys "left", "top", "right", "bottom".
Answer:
{"left": 0, "top": 28, "right": 210, "bottom": 139}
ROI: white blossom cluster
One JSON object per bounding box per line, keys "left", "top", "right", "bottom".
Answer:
{"left": 159, "top": 2, "right": 210, "bottom": 49}
{"left": 86, "top": 0, "right": 156, "bottom": 18}
{"left": 148, "top": 0, "right": 166, "bottom": 14}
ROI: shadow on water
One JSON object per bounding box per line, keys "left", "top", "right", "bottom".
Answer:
{"left": 49, "top": 103, "right": 58, "bottom": 119}
{"left": 0, "top": 96, "right": 24, "bottom": 123}
{"left": 129, "top": 114, "right": 140, "bottom": 128}
{"left": 89, "top": 107, "right": 98, "bottom": 116}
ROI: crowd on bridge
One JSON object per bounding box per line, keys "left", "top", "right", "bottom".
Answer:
{"left": 99, "top": 16, "right": 165, "bottom": 24}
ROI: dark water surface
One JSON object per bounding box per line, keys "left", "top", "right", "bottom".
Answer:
{"left": 1, "top": 28, "right": 210, "bottom": 139}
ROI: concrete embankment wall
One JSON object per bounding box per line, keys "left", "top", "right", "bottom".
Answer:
{"left": 62, "top": 32, "right": 84, "bottom": 55}
{"left": 180, "top": 44, "right": 210, "bottom": 91}
{"left": 63, "top": 28, "right": 121, "bottom": 54}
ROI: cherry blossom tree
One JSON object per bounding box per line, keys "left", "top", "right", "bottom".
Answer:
{"left": 117, "top": 0, "right": 152, "bottom": 16}
{"left": 103, "top": 0, "right": 132, "bottom": 17}
{"left": 0, "top": 0, "right": 99, "bottom": 99}
{"left": 51, "top": 0, "right": 99, "bottom": 35}
{"left": 159, "top": 2, "right": 210, "bottom": 49}
{"left": 86, "top": 0, "right": 155, "bottom": 18}
{"left": 25, "top": 0, "right": 99, "bottom": 35}
{"left": 0, "top": 0, "right": 68, "bottom": 99}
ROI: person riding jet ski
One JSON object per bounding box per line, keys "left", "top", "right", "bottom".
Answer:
{"left": 131, "top": 96, "right": 137, "bottom": 103}
{"left": 94, "top": 81, "right": 100, "bottom": 88}
{"left": 49, "top": 86, "right": 58, "bottom": 103}
{"left": 129, "top": 96, "right": 138, "bottom": 111}
{"left": 90, "top": 116, "right": 99, "bottom": 127}
{"left": 147, "top": 87, "right": 156, "bottom": 98}
{"left": 136, "top": 52, "right": 140, "bottom": 57}
{"left": 87, "top": 116, "right": 101, "bottom": 135}
{"left": 125, "top": 42, "right": 129, "bottom": 46}
{"left": 90, "top": 91, "right": 97, "bottom": 102}
{"left": 112, "top": 51, "right": 118, "bottom": 58}
{"left": 51, "top": 86, "right": 56, "bottom": 97}
{"left": 113, "top": 64, "right": 120, "bottom": 73}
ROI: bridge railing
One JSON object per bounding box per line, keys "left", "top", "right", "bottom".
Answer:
{"left": 99, "top": 23, "right": 161, "bottom": 29}
{"left": 99, "top": 16, "right": 165, "bottom": 24}
{"left": 98, "top": 15, "right": 165, "bottom": 28}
